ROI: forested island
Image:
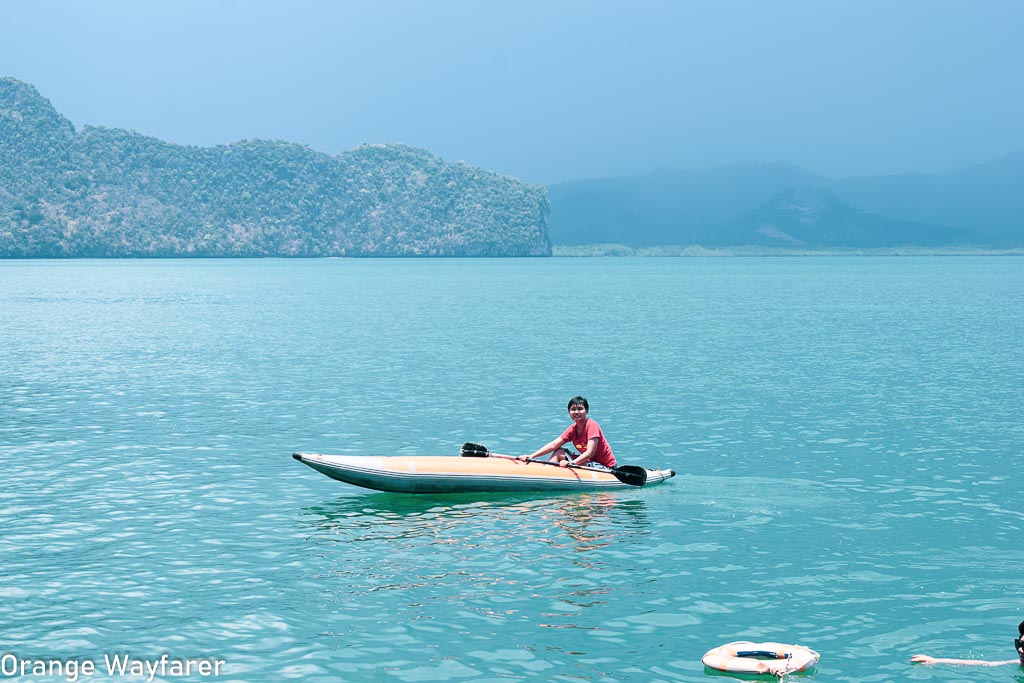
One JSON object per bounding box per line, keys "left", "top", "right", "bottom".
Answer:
{"left": 0, "top": 78, "right": 550, "bottom": 257}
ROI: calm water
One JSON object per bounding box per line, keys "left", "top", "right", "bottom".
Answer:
{"left": 1, "top": 257, "right": 1022, "bottom": 683}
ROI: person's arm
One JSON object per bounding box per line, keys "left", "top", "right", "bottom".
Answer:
{"left": 910, "top": 654, "right": 1020, "bottom": 666}
{"left": 565, "top": 437, "right": 599, "bottom": 466}
{"left": 521, "top": 437, "right": 567, "bottom": 460}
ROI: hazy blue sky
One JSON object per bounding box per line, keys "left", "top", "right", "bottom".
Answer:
{"left": 2, "top": 0, "right": 1021, "bottom": 184}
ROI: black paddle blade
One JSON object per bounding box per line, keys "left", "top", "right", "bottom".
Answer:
{"left": 460, "top": 442, "right": 489, "bottom": 457}
{"left": 611, "top": 465, "right": 647, "bottom": 487}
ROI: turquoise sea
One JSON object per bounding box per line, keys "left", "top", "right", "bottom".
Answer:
{"left": 1, "top": 257, "right": 1022, "bottom": 683}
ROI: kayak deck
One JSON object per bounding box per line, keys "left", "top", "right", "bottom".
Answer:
{"left": 292, "top": 453, "right": 676, "bottom": 493}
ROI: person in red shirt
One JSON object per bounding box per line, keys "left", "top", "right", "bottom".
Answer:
{"left": 519, "top": 396, "right": 617, "bottom": 469}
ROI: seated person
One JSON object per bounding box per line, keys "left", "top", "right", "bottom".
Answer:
{"left": 520, "top": 396, "right": 616, "bottom": 470}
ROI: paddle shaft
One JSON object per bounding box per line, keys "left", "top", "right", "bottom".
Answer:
{"left": 465, "top": 446, "right": 647, "bottom": 487}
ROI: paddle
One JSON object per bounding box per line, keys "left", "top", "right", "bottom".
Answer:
{"left": 459, "top": 442, "right": 648, "bottom": 487}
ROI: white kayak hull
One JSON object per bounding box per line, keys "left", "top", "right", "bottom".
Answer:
{"left": 292, "top": 453, "right": 676, "bottom": 494}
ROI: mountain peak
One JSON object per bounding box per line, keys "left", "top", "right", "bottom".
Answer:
{"left": 767, "top": 186, "right": 841, "bottom": 215}
{"left": 713, "top": 187, "right": 968, "bottom": 247}
{"left": 0, "top": 76, "right": 75, "bottom": 135}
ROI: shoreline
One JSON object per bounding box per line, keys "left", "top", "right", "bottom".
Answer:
{"left": 2, "top": 246, "right": 1024, "bottom": 260}
{"left": 552, "top": 244, "right": 1024, "bottom": 257}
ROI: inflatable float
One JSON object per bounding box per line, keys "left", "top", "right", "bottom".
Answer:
{"left": 702, "top": 641, "right": 820, "bottom": 678}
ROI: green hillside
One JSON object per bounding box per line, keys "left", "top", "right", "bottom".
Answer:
{"left": 0, "top": 78, "right": 550, "bottom": 257}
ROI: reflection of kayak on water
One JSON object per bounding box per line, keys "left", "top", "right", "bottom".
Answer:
{"left": 292, "top": 452, "right": 676, "bottom": 494}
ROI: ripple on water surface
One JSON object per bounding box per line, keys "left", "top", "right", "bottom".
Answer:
{"left": 1, "top": 257, "right": 1022, "bottom": 682}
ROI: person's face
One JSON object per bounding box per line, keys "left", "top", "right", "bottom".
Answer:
{"left": 568, "top": 403, "right": 588, "bottom": 423}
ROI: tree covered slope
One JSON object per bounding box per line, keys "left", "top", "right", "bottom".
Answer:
{"left": 0, "top": 78, "right": 550, "bottom": 257}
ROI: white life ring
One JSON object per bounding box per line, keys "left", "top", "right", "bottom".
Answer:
{"left": 702, "top": 641, "right": 820, "bottom": 677}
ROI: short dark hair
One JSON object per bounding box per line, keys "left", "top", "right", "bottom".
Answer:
{"left": 1018, "top": 620, "right": 1024, "bottom": 636}
{"left": 567, "top": 396, "right": 589, "bottom": 412}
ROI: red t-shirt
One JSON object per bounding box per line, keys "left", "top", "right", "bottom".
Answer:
{"left": 560, "top": 418, "right": 616, "bottom": 468}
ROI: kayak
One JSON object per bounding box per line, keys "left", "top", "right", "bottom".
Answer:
{"left": 292, "top": 453, "right": 676, "bottom": 493}
{"left": 292, "top": 452, "right": 676, "bottom": 493}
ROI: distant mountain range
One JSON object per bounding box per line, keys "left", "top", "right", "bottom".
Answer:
{"left": 549, "top": 156, "right": 1024, "bottom": 248}
{"left": 0, "top": 77, "right": 550, "bottom": 257}
{"left": 4, "top": 76, "right": 1021, "bottom": 256}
